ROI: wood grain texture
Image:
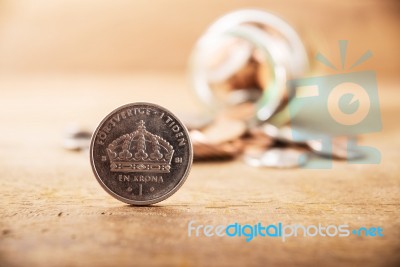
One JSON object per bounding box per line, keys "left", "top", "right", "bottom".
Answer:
{"left": 0, "top": 72, "right": 399, "bottom": 267}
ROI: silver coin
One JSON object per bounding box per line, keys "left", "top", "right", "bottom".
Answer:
{"left": 244, "top": 147, "right": 308, "bottom": 168}
{"left": 190, "top": 130, "right": 243, "bottom": 161}
{"left": 63, "top": 126, "right": 92, "bottom": 151}
{"left": 63, "top": 137, "right": 91, "bottom": 151}
{"left": 177, "top": 112, "right": 214, "bottom": 131}
{"left": 90, "top": 103, "right": 193, "bottom": 205}
{"left": 307, "top": 136, "right": 364, "bottom": 160}
{"left": 201, "top": 117, "right": 247, "bottom": 144}
{"left": 260, "top": 123, "right": 307, "bottom": 144}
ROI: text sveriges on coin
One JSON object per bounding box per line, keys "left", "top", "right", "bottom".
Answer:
{"left": 95, "top": 106, "right": 187, "bottom": 147}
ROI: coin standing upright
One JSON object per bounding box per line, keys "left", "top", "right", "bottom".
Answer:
{"left": 90, "top": 102, "right": 193, "bottom": 205}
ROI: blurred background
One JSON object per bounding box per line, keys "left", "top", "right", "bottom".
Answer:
{"left": 0, "top": 0, "right": 398, "bottom": 76}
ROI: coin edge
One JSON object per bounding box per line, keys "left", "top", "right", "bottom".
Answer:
{"left": 89, "top": 102, "right": 193, "bottom": 206}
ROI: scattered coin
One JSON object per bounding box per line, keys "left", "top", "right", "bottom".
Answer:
{"left": 307, "top": 136, "right": 364, "bottom": 160}
{"left": 63, "top": 125, "right": 92, "bottom": 151}
{"left": 201, "top": 117, "right": 247, "bottom": 144}
{"left": 190, "top": 130, "right": 243, "bottom": 161}
{"left": 243, "top": 128, "right": 274, "bottom": 149}
{"left": 243, "top": 147, "right": 309, "bottom": 168}
{"left": 261, "top": 123, "right": 291, "bottom": 141}
{"left": 220, "top": 102, "right": 257, "bottom": 122}
{"left": 90, "top": 103, "right": 193, "bottom": 205}
{"left": 178, "top": 112, "right": 214, "bottom": 130}
{"left": 260, "top": 123, "right": 308, "bottom": 144}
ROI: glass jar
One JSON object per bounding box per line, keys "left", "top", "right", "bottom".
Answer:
{"left": 189, "top": 9, "right": 309, "bottom": 127}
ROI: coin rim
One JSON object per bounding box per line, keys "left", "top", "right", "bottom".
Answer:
{"left": 90, "top": 102, "right": 193, "bottom": 206}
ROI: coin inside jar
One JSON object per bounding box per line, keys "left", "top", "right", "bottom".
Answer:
{"left": 90, "top": 103, "right": 193, "bottom": 205}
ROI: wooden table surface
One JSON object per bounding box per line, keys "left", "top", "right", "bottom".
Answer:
{"left": 0, "top": 72, "right": 399, "bottom": 267}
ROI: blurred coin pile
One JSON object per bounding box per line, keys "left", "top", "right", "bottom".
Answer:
{"left": 180, "top": 113, "right": 363, "bottom": 168}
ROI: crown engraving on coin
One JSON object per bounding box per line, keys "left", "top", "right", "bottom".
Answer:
{"left": 107, "top": 120, "right": 174, "bottom": 173}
